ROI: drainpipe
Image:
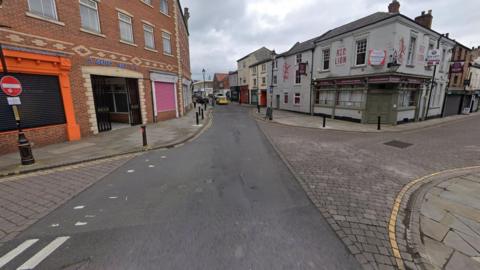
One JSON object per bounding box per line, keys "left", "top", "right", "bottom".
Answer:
{"left": 309, "top": 47, "right": 316, "bottom": 116}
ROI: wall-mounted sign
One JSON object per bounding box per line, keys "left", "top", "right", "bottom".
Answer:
{"left": 283, "top": 62, "right": 291, "bottom": 82}
{"left": 427, "top": 49, "right": 441, "bottom": 66}
{"left": 298, "top": 63, "right": 307, "bottom": 75}
{"left": 1, "top": 76, "right": 23, "bottom": 97}
{"left": 368, "top": 50, "right": 387, "bottom": 66}
{"left": 450, "top": 62, "right": 464, "bottom": 73}
{"left": 335, "top": 48, "right": 347, "bottom": 65}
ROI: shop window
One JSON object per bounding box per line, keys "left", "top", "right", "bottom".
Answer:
{"left": 355, "top": 39, "right": 367, "bottom": 65}
{"left": 0, "top": 73, "right": 66, "bottom": 131}
{"left": 160, "top": 0, "right": 169, "bottom": 15}
{"left": 143, "top": 24, "right": 155, "bottom": 49}
{"left": 118, "top": 12, "right": 134, "bottom": 43}
{"left": 284, "top": 92, "right": 288, "bottom": 104}
{"left": 80, "top": 0, "right": 101, "bottom": 33}
{"left": 294, "top": 93, "right": 301, "bottom": 105}
{"left": 322, "top": 49, "right": 330, "bottom": 70}
{"left": 28, "top": 0, "right": 58, "bottom": 20}
{"left": 162, "top": 32, "right": 172, "bottom": 54}
{"left": 398, "top": 90, "right": 416, "bottom": 107}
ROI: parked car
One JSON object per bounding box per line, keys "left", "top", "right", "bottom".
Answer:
{"left": 216, "top": 95, "right": 229, "bottom": 105}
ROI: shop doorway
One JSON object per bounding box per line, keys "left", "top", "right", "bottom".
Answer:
{"left": 91, "top": 75, "right": 142, "bottom": 133}
{"left": 366, "top": 92, "right": 393, "bottom": 124}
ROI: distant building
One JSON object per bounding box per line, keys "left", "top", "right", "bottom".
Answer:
{"left": 213, "top": 73, "right": 230, "bottom": 95}
{"left": 237, "top": 47, "right": 273, "bottom": 104}
{"left": 250, "top": 58, "right": 274, "bottom": 106}
{"left": 229, "top": 71, "right": 239, "bottom": 101}
{"left": 193, "top": 80, "right": 214, "bottom": 97}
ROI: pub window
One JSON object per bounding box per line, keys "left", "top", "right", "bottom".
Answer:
{"left": 296, "top": 53, "right": 302, "bottom": 64}
{"left": 284, "top": 92, "right": 289, "bottom": 103}
{"left": 80, "top": 0, "right": 101, "bottom": 33}
{"left": 440, "top": 48, "right": 446, "bottom": 72}
{"left": 294, "top": 93, "right": 301, "bottom": 105}
{"left": 143, "top": 24, "right": 155, "bottom": 49}
{"left": 322, "top": 49, "right": 330, "bottom": 70}
{"left": 160, "top": 0, "right": 169, "bottom": 15}
{"left": 28, "top": 0, "right": 58, "bottom": 20}
{"left": 355, "top": 39, "right": 367, "bottom": 65}
{"left": 162, "top": 32, "right": 172, "bottom": 54}
{"left": 262, "top": 64, "right": 266, "bottom": 72}
{"left": 118, "top": 12, "right": 134, "bottom": 43}
{"left": 295, "top": 70, "right": 301, "bottom": 84}
{"left": 407, "top": 36, "right": 417, "bottom": 65}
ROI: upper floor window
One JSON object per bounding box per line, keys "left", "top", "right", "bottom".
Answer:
{"left": 28, "top": 0, "right": 58, "bottom": 20}
{"left": 273, "top": 75, "right": 277, "bottom": 85}
{"left": 253, "top": 78, "right": 257, "bottom": 87}
{"left": 261, "top": 64, "right": 266, "bottom": 72}
{"left": 440, "top": 48, "right": 446, "bottom": 72}
{"left": 252, "top": 66, "right": 257, "bottom": 73}
{"left": 243, "top": 62, "right": 246, "bottom": 68}
{"left": 162, "top": 32, "right": 172, "bottom": 54}
{"left": 143, "top": 24, "right": 155, "bottom": 49}
{"left": 274, "top": 60, "right": 278, "bottom": 69}
{"left": 142, "top": 0, "right": 152, "bottom": 5}
{"left": 295, "top": 70, "right": 301, "bottom": 84}
{"left": 407, "top": 36, "right": 417, "bottom": 65}
{"left": 355, "top": 39, "right": 367, "bottom": 66}
{"left": 262, "top": 77, "right": 266, "bottom": 84}
{"left": 296, "top": 54, "right": 302, "bottom": 64}
{"left": 118, "top": 12, "right": 134, "bottom": 43}
{"left": 80, "top": 0, "right": 101, "bottom": 33}
{"left": 322, "top": 49, "right": 330, "bottom": 70}
{"left": 160, "top": 0, "right": 169, "bottom": 15}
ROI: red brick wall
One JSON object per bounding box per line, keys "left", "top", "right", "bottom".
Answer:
{"left": 156, "top": 110, "right": 177, "bottom": 121}
{"left": 0, "top": 0, "right": 189, "bottom": 138}
{"left": 0, "top": 125, "right": 67, "bottom": 154}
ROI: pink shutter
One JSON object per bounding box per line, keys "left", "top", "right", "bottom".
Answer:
{"left": 155, "top": 82, "right": 176, "bottom": 112}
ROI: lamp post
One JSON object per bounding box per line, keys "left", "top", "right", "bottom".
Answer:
{"left": 425, "top": 34, "right": 444, "bottom": 120}
{"left": 269, "top": 50, "right": 276, "bottom": 120}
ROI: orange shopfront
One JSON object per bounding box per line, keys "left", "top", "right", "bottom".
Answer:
{"left": 0, "top": 48, "right": 80, "bottom": 154}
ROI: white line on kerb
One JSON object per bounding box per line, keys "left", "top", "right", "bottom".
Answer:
{"left": 17, "top": 236, "right": 70, "bottom": 270}
{"left": 0, "top": 239, "right": 39, "bottom": 268}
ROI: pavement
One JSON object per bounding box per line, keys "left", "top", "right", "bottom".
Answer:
{"left": 0, "top": 107, "right": 210, "bottom": 177}
{"left": 0, "top": 104, "right": 360, "bottom": 270}
{"left": 257, "top": 110, "right": 480, "bottom": 269}
{"left": 403, "top": 168, "right": 480, "bottom": 270}
{"left": 254, "top": 107, "right": 479, "bottom": 133}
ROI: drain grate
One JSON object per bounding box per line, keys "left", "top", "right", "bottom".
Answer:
{"left": 384, "top": 140, "right": 413, "bottom": 149}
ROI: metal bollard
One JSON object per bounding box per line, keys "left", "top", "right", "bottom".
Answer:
{"left": 194, "top": 102, "right": 196, "bottom": 108}
{"left": 204, "top": 103, "right": 207, "bottom": 110}
{"left": 377, "top": 116, "right": 381, "bottom": 130}
{"left": 257, "top": 104, "right": 260, "bottom": 113}
{"left": 201, "top": 108, "right": 204, "bottom": 120}
{"left": 196, "top": 112, "right": 199, "bottom": 125}
{"left": 141, "top": 125, "right": 148, "bottom": 147}
{"left": 323, "top": 115, "right": 326, "bottom": 128}
{"left": 198, "top": 106, "right": 201, "bottom": 115}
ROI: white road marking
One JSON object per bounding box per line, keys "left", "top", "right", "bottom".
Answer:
{"left": 109, "top": 196, "right": 118, "bottom": 199}
{"left": 127, "top": 170, "right": 135, "bottom": 173}
{"left": 148, "top": 165, "right": 155, "bottom": 168}
{"left": 74, "top": 222, "right": 87, "bottom": 226}
{"left": 125, "top": 196, "right": 128, "bottom": 201}
{"left": 145, "top": 159, "right": 150, "bottom": 162}
{"left": 73, "top": 205, "right": 85, "bottom": 210}
{"left": 85, "top": 215, "right": 95, "bottom": 218}
{"left": 0, "top": 239, "right": 38, "bottom": 268}
{"left": 50, "top": 224, "right": 60, "bottom": 228}
{"left": 17, "top": 237, "right": 69, "bottom": 270}
{"left": 161, "top": 156, "right": 167, "bottom": 159}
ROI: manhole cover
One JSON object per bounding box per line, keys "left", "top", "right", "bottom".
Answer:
{"left": 384, "top": 140, "right": 413, "bottom": 149}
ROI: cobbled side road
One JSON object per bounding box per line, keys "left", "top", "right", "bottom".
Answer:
{"left": 257, "top": 115, "right": 480, "bottom": 270}
{"left": 0, "top": 155, "right": 133, "bottom": 243}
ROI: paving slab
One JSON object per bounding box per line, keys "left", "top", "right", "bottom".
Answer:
{"left": 445, "top": 251, "right": 480, "bottom": 270}
{"left": 423, "top": 236, "right": 453, "bottom": 269}
{"left": 420, "top": 217, "right": 450, "bottom": 242}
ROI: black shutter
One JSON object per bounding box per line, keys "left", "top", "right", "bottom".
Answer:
{"left": 0, "top": 73, "right": 66, "bottom": 132}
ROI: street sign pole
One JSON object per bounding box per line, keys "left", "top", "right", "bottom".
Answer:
{"left": 0, "top": 44, "right": 35, "bottom": 165}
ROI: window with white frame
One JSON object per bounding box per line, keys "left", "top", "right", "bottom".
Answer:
{"left": 322, "top": 49, "right": 330, "bottom": 70}
{"left": 160, "top": 0, "right": 169, "bottom": 15}
{"left": 80, "top": 0, "right": 100, "bottom": 33}
{"left": 273, "top": 75, "right": 277, "bottom": 85}
{"left": 118, "top": 12, "right": 134, "bottom": 43}
{"left": 355, "top": 39, "right": 367, "bottom": 65}
{"left": 28, "top": 0, "right": 58, "bottom": 20}
{"left": 436, "top": 84, "right": 443, "bottom": 106}
{"left": 162, "top": 32, "right": 172, "bottom": 54}
{"left": 262, "top": 77, "right": 266, "bottom": 85}
{"left": 294, "top": 93, "right": 301, "bottom": 105}
{"left": 398, "top": 90, "right": 416, "bottom": 107}
{"left": 142, "top": 0, "right": 152, "bottom": 5}
{"left": 296, "top": 53, "right": 302, "bottom": 64}
{"left": 440, "top": 48, "right": 446, "bottom": 72}
{"left": 407, "top": 36, "right": 417, "bottom": 65}
{"left": 143, "top": 24, "right": 155, "bottom": 49}
{"left": 318, "top": 91, "right": 334, "bottom": 105}
{"left": 253, "top": 78, "right": 257, "bottom": 87}
{"left": 295, "top": 70, "right": 301, "bottom": 84}
{"left": 284, "top": 92, "right": 288, "bottom": 103}
{"left": 252, "top": 66, "right": 257, "bottom": 74}
{"left": 274, "top": 60, "right": 278, "bottom": 69}
{"left": 261, "top": 64, "right": 266, "bottom": 72}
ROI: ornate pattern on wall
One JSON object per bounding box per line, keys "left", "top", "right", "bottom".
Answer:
{"left": 0, "top": 28, "right": 176, "bottom": 72}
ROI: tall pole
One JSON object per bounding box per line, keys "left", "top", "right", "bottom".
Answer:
{"left": 425, "top": 35, "right": 443, "bottom": 120}
{"left": 269, "top": 50, "right": 275, "bottom": 120}
{"left": 202, "top": 68, "right": 206, "bottom": 98}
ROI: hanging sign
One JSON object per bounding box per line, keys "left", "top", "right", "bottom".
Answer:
{"left": 450, "top": 62, "right": 464, "bottom": 73}
{"left": 1, "top": 76, "right": 23, "bottom": 97}
{"left": 426, "top": 49, "right": 441, "bottom": 66}
{"left": 298, "top": 63, "right": 307, "bottom": 75}
{"left": 368, "top": 50, "right": 387, "bottom": 66}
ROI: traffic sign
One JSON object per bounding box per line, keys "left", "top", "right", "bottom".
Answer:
{"left": 1, "top": 76, "right": 23, "bottom": 97}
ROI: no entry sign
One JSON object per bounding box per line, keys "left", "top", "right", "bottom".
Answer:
{"left": 1, "top": 76, "right": 23, "bottom": 97}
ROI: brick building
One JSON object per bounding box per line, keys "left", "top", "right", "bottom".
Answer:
{"left": 0, "top": 0, "right": 191, "bottom": 154}
{"left": 213, "top": 73, "right": 229, "bottom": 95}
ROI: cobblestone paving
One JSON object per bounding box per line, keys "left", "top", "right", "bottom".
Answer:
{"left": 257, "top": 118, "right": 480, "bottom": 270}
{"left": 0, "top": 155, "right": 133, "bottom": 243}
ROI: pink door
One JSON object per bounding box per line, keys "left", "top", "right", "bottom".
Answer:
{"left": 154, "top": 82, "right": 176, "bottom": 113}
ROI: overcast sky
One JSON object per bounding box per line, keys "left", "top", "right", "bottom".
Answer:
{"left": 182, "top": 0, "right": 480, "bottom": 80}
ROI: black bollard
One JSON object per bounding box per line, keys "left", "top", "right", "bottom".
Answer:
{"left": 198, "top": 106, "right": 201, "bottom": 115}
{"left": 194, "top": 102, "right": 196, "bottom": 108}
{"left": 196, "top": 112, "right": 199, "bottom": 125}
{"left": 323, "top": 115, "right": 326, "bottom": 128}
{"left": 257, "top": 104, "right": 260, "bottom": 113}
{"left": 204, "top": 103, "right": 207, "bottom": 110}
{"left": 201, "top": 108, "right": 204, "bottom": 120}
{"left": 377, "top": 116, "right": 381, "bottom": 130}
{"left": 141, "top": 125, "right": 148, "bottom": 147}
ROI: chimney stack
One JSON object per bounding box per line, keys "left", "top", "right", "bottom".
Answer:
{"left": 183, "top": 7, "right": 190, "bottom": 25}
{"left": 415, "top": 10, "right": 433, "bottom": 29}
{"left": 388, "top": 0, "right": 400, "bottom": 13}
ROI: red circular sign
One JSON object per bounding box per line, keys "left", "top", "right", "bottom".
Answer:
{"left": 1, "top": 76, "right": 23, "bottom": 97}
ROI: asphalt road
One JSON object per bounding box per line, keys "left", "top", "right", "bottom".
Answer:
{"left": 0, "top": 104, "right": 360, "bottom": 270}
